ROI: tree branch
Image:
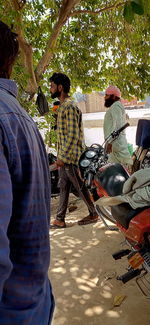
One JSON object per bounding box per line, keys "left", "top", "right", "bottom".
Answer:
{"left": 70, "top": 1, "right": 126, "bottom": 17}
{"left": 11, "top": 0, "right": 26, "bottom": 10}
{"left": 35, "top": 0, "right": 81, "bottom": 81}
{"left": 7, "top": 0, "right": 127, "bottom": 97}
{"left": 10, "top": 0, "right": 38, "bottom": 94}
{"left": 35, "top": 0, "right": 126, "bottom": 81}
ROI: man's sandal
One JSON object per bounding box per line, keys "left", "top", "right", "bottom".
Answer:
{"left": 78, "top": 215, "right": 98, "bottom": 226}
{"left": 51, "top": 220, "right": 66, "bottom": 229}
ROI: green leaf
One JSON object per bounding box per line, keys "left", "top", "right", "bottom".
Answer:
{"left": 143, "top": 0, "right": 150, "bottom": 15}
{"left": 123, "top": 2, "right": 135, "bottom": 23}
{"left": 1, "top": 0, "right": 149, "bottom": 124}
{"left": 131, "top": 0, "right": 144, "bottom": 15}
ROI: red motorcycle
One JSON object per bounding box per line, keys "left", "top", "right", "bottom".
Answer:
{"left": 79, "top": 122, "right": 150, "bottom": 297}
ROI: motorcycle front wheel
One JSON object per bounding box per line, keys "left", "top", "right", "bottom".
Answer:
{"left": 96, "top": 205, "right": 116, "bottom": 224}
{"left": 141, "top": 151, "right": 150, "bottom": 169}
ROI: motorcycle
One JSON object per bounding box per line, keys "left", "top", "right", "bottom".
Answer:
{"left": 79, "top": 122, "right": 150, "bottom": 297}
{"left": 48, "top": 151, "right": 60, "bottom": 197}
{"left": 48, "top": 151, "right": 79, "bottom": 198}
{"left": 132, "top": 119, "right": 150, "bottom": 173}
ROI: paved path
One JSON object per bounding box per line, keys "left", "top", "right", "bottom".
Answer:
{"left": 83, "top": 108, "right": 150, "bottom": 148}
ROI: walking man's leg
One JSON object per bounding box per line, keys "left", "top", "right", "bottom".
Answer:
{"left": 51, "top": 165, "right": 71, "bottom": 228}
{"left": 65, "top": 164, "right": 98, "bottom": 225}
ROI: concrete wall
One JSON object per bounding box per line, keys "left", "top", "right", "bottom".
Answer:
{"left": 86, "top": 92, "right": 105, "bottom": 113}
{"left": 76, "top": 92, "right": 149, "bottom": 114}
{"left": 83, "top": 116, "right": 150, "bottom": 128}
{"left": 77, "top": 100, "right": 86, "bottom": 113}
{"left": 77, "top": 92, "right": 105, "bottom": 113}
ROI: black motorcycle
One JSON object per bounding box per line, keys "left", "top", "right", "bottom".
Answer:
{"left": 78, "top": 123, "right": 130, "bottom": 223}
{"left": 48, "top": 152, "right": 79, "bottom": 198}
{"left": 48, "top": 152, "right": 60, "bottom": 196}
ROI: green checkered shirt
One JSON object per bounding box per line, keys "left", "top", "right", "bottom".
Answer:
{"left": 57, "top": 98, "right": 84, "bottom": 165}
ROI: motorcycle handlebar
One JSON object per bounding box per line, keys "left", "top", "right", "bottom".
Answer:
{"left": 113, "top": 122, "right": 130, "bottom": 136}
{"left": 104, "top": 122, "right": 130, "bottom": 144}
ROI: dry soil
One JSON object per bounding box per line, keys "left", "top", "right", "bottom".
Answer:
{"left": 49, "top": 195, "right": 150, "bottom": 325}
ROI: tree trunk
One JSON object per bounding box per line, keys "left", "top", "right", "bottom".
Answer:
{"left": 10, "top": 0, "right": 38, "bottom": 96}
{"left": 11, "top": 0, "right": 81, "bottom": 96}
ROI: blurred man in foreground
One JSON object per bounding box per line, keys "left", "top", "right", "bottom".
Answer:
{"left": 0, "top": 20, "right": 54, "bottom": 324}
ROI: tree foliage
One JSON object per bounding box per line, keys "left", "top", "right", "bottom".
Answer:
{"left": 0, "top": 0, "right": 149, "bottom": 145}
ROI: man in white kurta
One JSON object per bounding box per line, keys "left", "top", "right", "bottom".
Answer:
{"left": 103, "top": 85, "right": 133, "bottom": 166}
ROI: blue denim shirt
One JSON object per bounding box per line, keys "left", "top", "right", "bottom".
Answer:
{"left": 0, "top": 79, "right": 54, "bottom": 324}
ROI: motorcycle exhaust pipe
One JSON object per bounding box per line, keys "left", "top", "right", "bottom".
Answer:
{"left": 117, "top": 268, "right": 142, "bottom": 284}
{"left": 112, "top": 249, "right": 131, "bottom": 260}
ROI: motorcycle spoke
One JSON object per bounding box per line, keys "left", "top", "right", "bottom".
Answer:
{"left": 96, "top": 205, "right": 118, "bottom": 231}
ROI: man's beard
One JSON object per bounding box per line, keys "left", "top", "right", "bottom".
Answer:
{"left": 51, "top": 90, "right": 61, "bottom": 99}
{"left": 104, "top": 96, "right": 115, "bottom": 107}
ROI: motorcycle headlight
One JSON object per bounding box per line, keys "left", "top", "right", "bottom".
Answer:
{"left": 79, "top": 159, "right": 91, "bottom": 168}
{"left": 85, "top": 150, "right": 97, "bottom": 159}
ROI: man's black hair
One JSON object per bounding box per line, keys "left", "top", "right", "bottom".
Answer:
{"left": 50, "top": 72, "right": 70, "bottom": 93}
{"left": 0, "top": 21, "right": 19, "bottom": 78}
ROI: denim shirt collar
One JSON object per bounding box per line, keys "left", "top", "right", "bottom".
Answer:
{"left": 0, "top": 78, "right": 18, "bottom": 97}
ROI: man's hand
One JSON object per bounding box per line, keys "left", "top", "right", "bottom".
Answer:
{"left": 105, "top": 143, "right": 112, "bottom": 154}
{"left": 56, "top": 159, "right": 64, "bottom": 167}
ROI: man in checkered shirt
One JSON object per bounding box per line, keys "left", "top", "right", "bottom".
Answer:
{"left": 50, "top": 73, "right": 98, "bottom": 228}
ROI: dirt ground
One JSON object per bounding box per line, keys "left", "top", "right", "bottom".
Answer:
{"left": 49, "top": 195, "right": 150, "bottom": 325}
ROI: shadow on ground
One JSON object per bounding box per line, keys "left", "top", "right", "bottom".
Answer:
{"left": 49, "top": 196, "right": 150, "bottom": 325}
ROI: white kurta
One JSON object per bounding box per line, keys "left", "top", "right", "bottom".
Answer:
{"left": 103, "top": 101, "right": 133, "bottom": 165}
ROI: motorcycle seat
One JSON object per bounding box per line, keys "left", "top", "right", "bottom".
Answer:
{"left": 111, "top": 203, "right": 150, "bottom": 229}
{"left": 136, "top": 119, "right": 150, "bottom": 149}
{"left": 95, "top": 163, "right": 129, "bottom": 196}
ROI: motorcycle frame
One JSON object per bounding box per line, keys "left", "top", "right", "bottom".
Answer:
{"left": 118, "top": 208, "right": 150, "bottom": 245}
